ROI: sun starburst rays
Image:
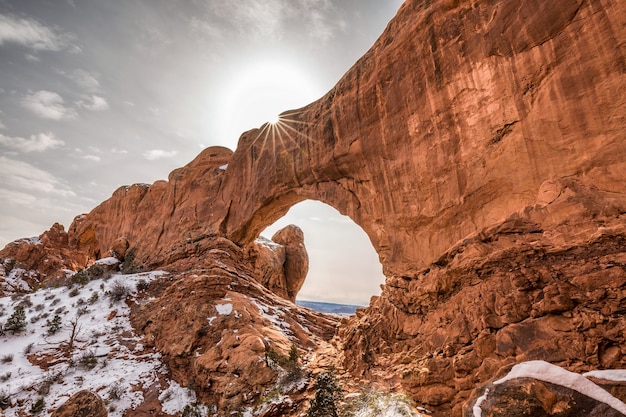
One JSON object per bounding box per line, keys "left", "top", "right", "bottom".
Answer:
{"left": 250, "top": 109, "right": 314, "bottom": 160}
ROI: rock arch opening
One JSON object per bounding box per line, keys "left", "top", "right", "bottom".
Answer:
{"left": 260, "top": 200, "right": 385, "bottom": 310}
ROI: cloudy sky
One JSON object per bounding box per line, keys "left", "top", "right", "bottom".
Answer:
{"left": 0, "top": 0, "right": 403, "bottom": 304}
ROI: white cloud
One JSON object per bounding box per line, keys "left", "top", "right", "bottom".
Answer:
{"left": 190, "top": 16, "right": 223, "bottom": 39}
{"left": 111, "top": 148, "right": 128, "bottom": 154}
{"left": 0, "top": 13, "right": 78, "bottom": 52}
{"left": 21, "top": 90, "right": 78, "bottom": 120}
{"left": 0, "top": 119, "right": 5, "bottom": 129}
{"left": 0, "top": 132, "right": 65, "bottom": 152}
{"left": 77, "top": 95, "right": 109, "bottom": 111}
{"left": 66, "top": 69, "right": 101, "bottom": 92}
{"left": 25, "top": 53, "right": 40, "bottom": 62}
{"left": 143, "top": 149, "right": 178, "bottom": 160}
{"left": 82, "top": 154, "right": 101, "bottom": 162}
{"left": 205, "top": 0, "right": 341, "bottom": 41}
{"left": 0, "top": 156, "right": 75, "bottom": 197}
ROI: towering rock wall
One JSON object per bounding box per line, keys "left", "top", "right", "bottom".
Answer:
{"left": 220, "top": 0, "right": 626, "bottom": 279}
{"left": 26, "top": 0, "right": 623, "bottom": 285}
{"left": 1, "top": 1, "right": 625, "bottom": 415}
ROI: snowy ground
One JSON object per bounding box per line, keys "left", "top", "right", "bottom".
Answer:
{"left": 0, "top": 264, "right": 428, "bottom": 417}
{"left": 0, "top": 269, "right": 199, "bottom": 416}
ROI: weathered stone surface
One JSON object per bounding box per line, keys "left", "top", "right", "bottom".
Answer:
{"left": 51, "top": 390, "right": 107, "bottom": 417}
{"left": 129, "top": 238, "right": 338, "bottom": 415}
{"left": 0, "top": 223, "right": 87, "bottom": 294}
{"left": 465, "top": 362, "right": 626, "bottom": 417}
{"left": 10, "top": 0, "right": 620, "bottom": 287}
{"left": 469, "top": 378, "right": 624, "bottom": 417}
{"left": 0, "top": 0, "right": 625, "bottom": 416}
{"left": 245, "top": 225, "right": 308, "bottom": 302}
{"left": 271, "top": 225, "right": 308, "bottom": 301}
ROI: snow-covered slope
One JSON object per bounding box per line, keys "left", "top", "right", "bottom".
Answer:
{"left": 0, "top": 271, "right": 201, "bottom": 416}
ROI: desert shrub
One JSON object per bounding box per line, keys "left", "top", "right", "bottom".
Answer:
{"left": 24, "top": 342, "right": 34, "bottom": 354}
{"left": 88, "top": 292, "right": 99, "bottom": 304}
{"left": 107, "top": 281, "right": 131, "bottom": 302}
{"left": 136, "top": 279, "right": 149, "bottom": 292}
{"left": 0, "top": 390, "right": 10, "bottom": 410}
{"left": 108, "top": 382, "right": 126, "bottom": 400}
{"left": 120, "top": 249, "right": 139, "bottom": 274}
{"left": 34, "top": 303, "right": 45, "bottom": 311}
{"left": 289, "top": 344, "right": 299, "bottom": 363}
{"left": 37, "top": 373, "right": 61, "bottom": 396}
{"left": 77, "top": 350, "right": 98, "bottom": 370}
{"left": 1, "top": 354, "right": 13, "bottom": 363}
{"left": 46, "top": 314, "right": 62, "bottom": 335}
{"left": 265, "top": 347, "right": 283, "bottom": 368}
{"left": 0, "top": 372, "right": 10, "bottom": 382}
{"left": 17, "top": 296, "right": 32, "bottom": 309}
{"left": 68, "top": 287, "right": 80, "bottom": 297}
{"left": 182, "top": 404, "right": 205, "bottom": 417}
{"left": 70, "top": 269, "right": 89, "bottom": 286}
{"left": 29, "top": 398, "right": 44, "bottom": 415}
{"left": 4, "top": 306, "right": 26, "bottom": 334}
{"left": 307, "top": 371, "right": 342, "bottom": 417}
{"left": 77, "top": 306, "right": 89, "bottom": 316}
{"left": 70, "top": 264, "right": 109, "bottom": 286}
{"left": 3, "top": 258, "right": 16, "bottom": 274}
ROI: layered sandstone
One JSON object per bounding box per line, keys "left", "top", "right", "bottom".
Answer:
{"left": 0, "top": 0, "right": 625, "bottom": 416}
{"left": 3, "top": 0, "right": 621, "bottom": 284}
{"left": 129, "top": 237, "right": 338, "bottom": 415}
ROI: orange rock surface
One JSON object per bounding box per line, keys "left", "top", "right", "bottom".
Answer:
{"left": 1, "top": 0, "right": 625, "bottom": 416}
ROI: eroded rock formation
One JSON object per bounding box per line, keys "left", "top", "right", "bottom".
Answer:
{"left": 51, "top": 390, "right": 107, "bottom": 417}
{"left": 1, "top": 0, "right": 625, "bottom": 416}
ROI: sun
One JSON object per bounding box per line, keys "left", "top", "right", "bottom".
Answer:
{"left": 217, "top": 60, "right": 322, "bottom": 147}
{"left": 269, "top": 112, "right": 281, "bottom": 125}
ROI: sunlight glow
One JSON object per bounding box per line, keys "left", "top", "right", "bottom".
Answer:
{"left": 216, "top": 60, "right": 322, "bottom": 148}
{"left": 269, "top": 113, "right": 281, "bottom": 125}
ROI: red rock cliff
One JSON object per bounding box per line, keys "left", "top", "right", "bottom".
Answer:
{"left": 1, "top": 0, "right": 625, "bottom": 415}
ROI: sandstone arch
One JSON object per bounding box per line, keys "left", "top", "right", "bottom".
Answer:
{"left": 59, "top": 0, "right": 625, "bottom": 288}
{"left": 217, "top": 0, "right": 626, "bottom": 280}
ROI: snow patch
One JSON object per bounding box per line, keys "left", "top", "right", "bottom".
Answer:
{"left": 215, "top": 303, "right": 233, "bottom": 315}
{"left": 255, "top": 236, "right": 281, "bottom": 251}
{"left": 584, "top": 369, "right": 626, "bottom": 382}
{"left": 494, "top": 361, "right": 626, "bottom": 414}
{"left": 472, "top": 388, "right": 489, "bottom": 417}
{"left": 159, "top": 380, "right": 196, "bottom": 414}
{"left": 15, "top": 236, "right": 42, "bottom": 245}
{"left": 3, "top": 268, "right": 34, "bottom": 292}
{"left": 0, "top": 270, "right": 170, "bottom": 417}
{"left": 94, "top": 257, "right": 119, "bottom": 266}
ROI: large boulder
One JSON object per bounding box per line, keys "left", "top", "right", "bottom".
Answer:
{"left": 51, "top": 390, "right": 107, "bottom": 417}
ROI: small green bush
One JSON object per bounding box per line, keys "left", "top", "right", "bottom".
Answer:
{"left": 307, "top": 371, "right": 342, "bottom": 417}
{"left": 46, "top": 314, "right": 62, "bottom": 335}
{"left": 88, "top": 292, "right": 99, "bottom": 304}
{"left": 4, "top": 306, "right": 26, "bottom": 334}
{"left": 107, "top": 281, "right": 131, "bottom": 302}
{"left": 29, "top": 398, "right": 44, "bottom": 415}
{"left": 0, "top": 390, "right": 10, "bottom": 410}
{"left": 77, "top": 350, "right": 98, "bottom": 370}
